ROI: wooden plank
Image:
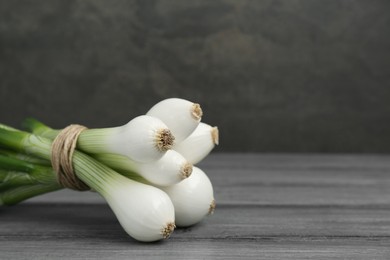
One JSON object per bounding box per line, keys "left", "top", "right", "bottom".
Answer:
{"left": 201, "top": 153, "right": 390, "bottom": 169}
{"left": 0, "top": 238, "right": 389, "bottom": 260}
{"left": 1, "top": 154, "right": 390, "bottom": 259}
{"left": 26, "top": 153, "right": 390, "bottom": 206}
{"left": 0, "top": 203, "right": 389, "bottom": 259}
{"left": 2, "top": 203, "right": 390, "bottom": 239}
{"left": 198, "top": 153, "right": 390, "bottom": 206}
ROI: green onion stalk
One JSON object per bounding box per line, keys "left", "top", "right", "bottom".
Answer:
{"left": 0, "top": 153, "right": 61, "bottom": 205}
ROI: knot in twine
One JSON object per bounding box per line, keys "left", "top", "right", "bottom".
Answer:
{"left": 51, "top": 124, "right": 90, "bottom": 191}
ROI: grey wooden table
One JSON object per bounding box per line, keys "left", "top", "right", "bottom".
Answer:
{"left": 1, "top": 153, "right": 390, "bottom": 259}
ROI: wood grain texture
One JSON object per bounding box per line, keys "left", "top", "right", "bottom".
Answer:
{"left": 1, "top": 153, "right": 390, "bottom": 259}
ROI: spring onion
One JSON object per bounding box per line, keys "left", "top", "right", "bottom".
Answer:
{"left": 159, "top": 166, "right": 215, "bottom": 227}
{"left": 146, "top": 98, "right": 202, "bottom": 142}
{"left": 25, "top": 115, "right": 175, "bottom": 163}
{"left": 1, "top": 183, "right": 61, "bottom": 206}
{"left": 0, "top": 97, "right": 220, "bottom": 242}
{"left": 24, "top": 118, "right": 192, "bottom": 186}
{"left": 0, "top": 128, "right": 176, "bottom": 242}
{"left": 0, "top": 149, "right": 51, "bottom": 166}
{"left": 0, "top": 154, "right": 58, "bottom": 187}
{"left": 0, "top": 154, "right": 62, "bottom": 204}
{"left": 174, "top": 122, "right": 219, "bottom": 164}
{"left": 94, "top": 150, "right": 193, "bottom": 186}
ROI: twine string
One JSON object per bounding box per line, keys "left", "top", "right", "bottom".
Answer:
{"left": 51, "top": 124, "right": 90, "bottom": 191}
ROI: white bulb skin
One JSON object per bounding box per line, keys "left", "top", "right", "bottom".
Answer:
{"left": 103, "top": 175, "right": 176, "bottom": 242}
{"left": 146, "top": 98, "right": 202, "bottom": 142}
{"left": 174, "top": 122, "right": 219, "bottom": 164}
{"left": 93, "top": 151, "right": 192, "bottom": 186}
{"left": 136, "top": 150, "right": 193, "bottom": 186}
{"left": 107, "top": 115, "right": 174, "bottom": 163}
{"left": 160, "top": 166, "right": 215, "bottom": 227}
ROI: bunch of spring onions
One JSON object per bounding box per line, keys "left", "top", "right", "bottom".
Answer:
{"left": 0, "top": 98, "right": 219, "bottom": 242}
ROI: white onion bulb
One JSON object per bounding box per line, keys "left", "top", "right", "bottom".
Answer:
{"left": 146, "top": 98, "right": 202, "bottom": 142}
{"left": 79, "top": 115, "right": 175, "bottom": 163}
{"left": 174, "top": 122, "right": 218, "bottom": 164}
{"left": 102, "top": 175, "right": 176, "bottom": 242}
{"left": 134, "top": 150, "right": 192, "bottom": 186}
{"left": 94, "top": 150, "right": 193, "bottom": 186}
{"left": 160, "top": 166, "right": 215, "bottom": 227}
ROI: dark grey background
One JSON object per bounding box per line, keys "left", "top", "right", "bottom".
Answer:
{"left": 1, "top": 0, "right": 389, "bottom": 153}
